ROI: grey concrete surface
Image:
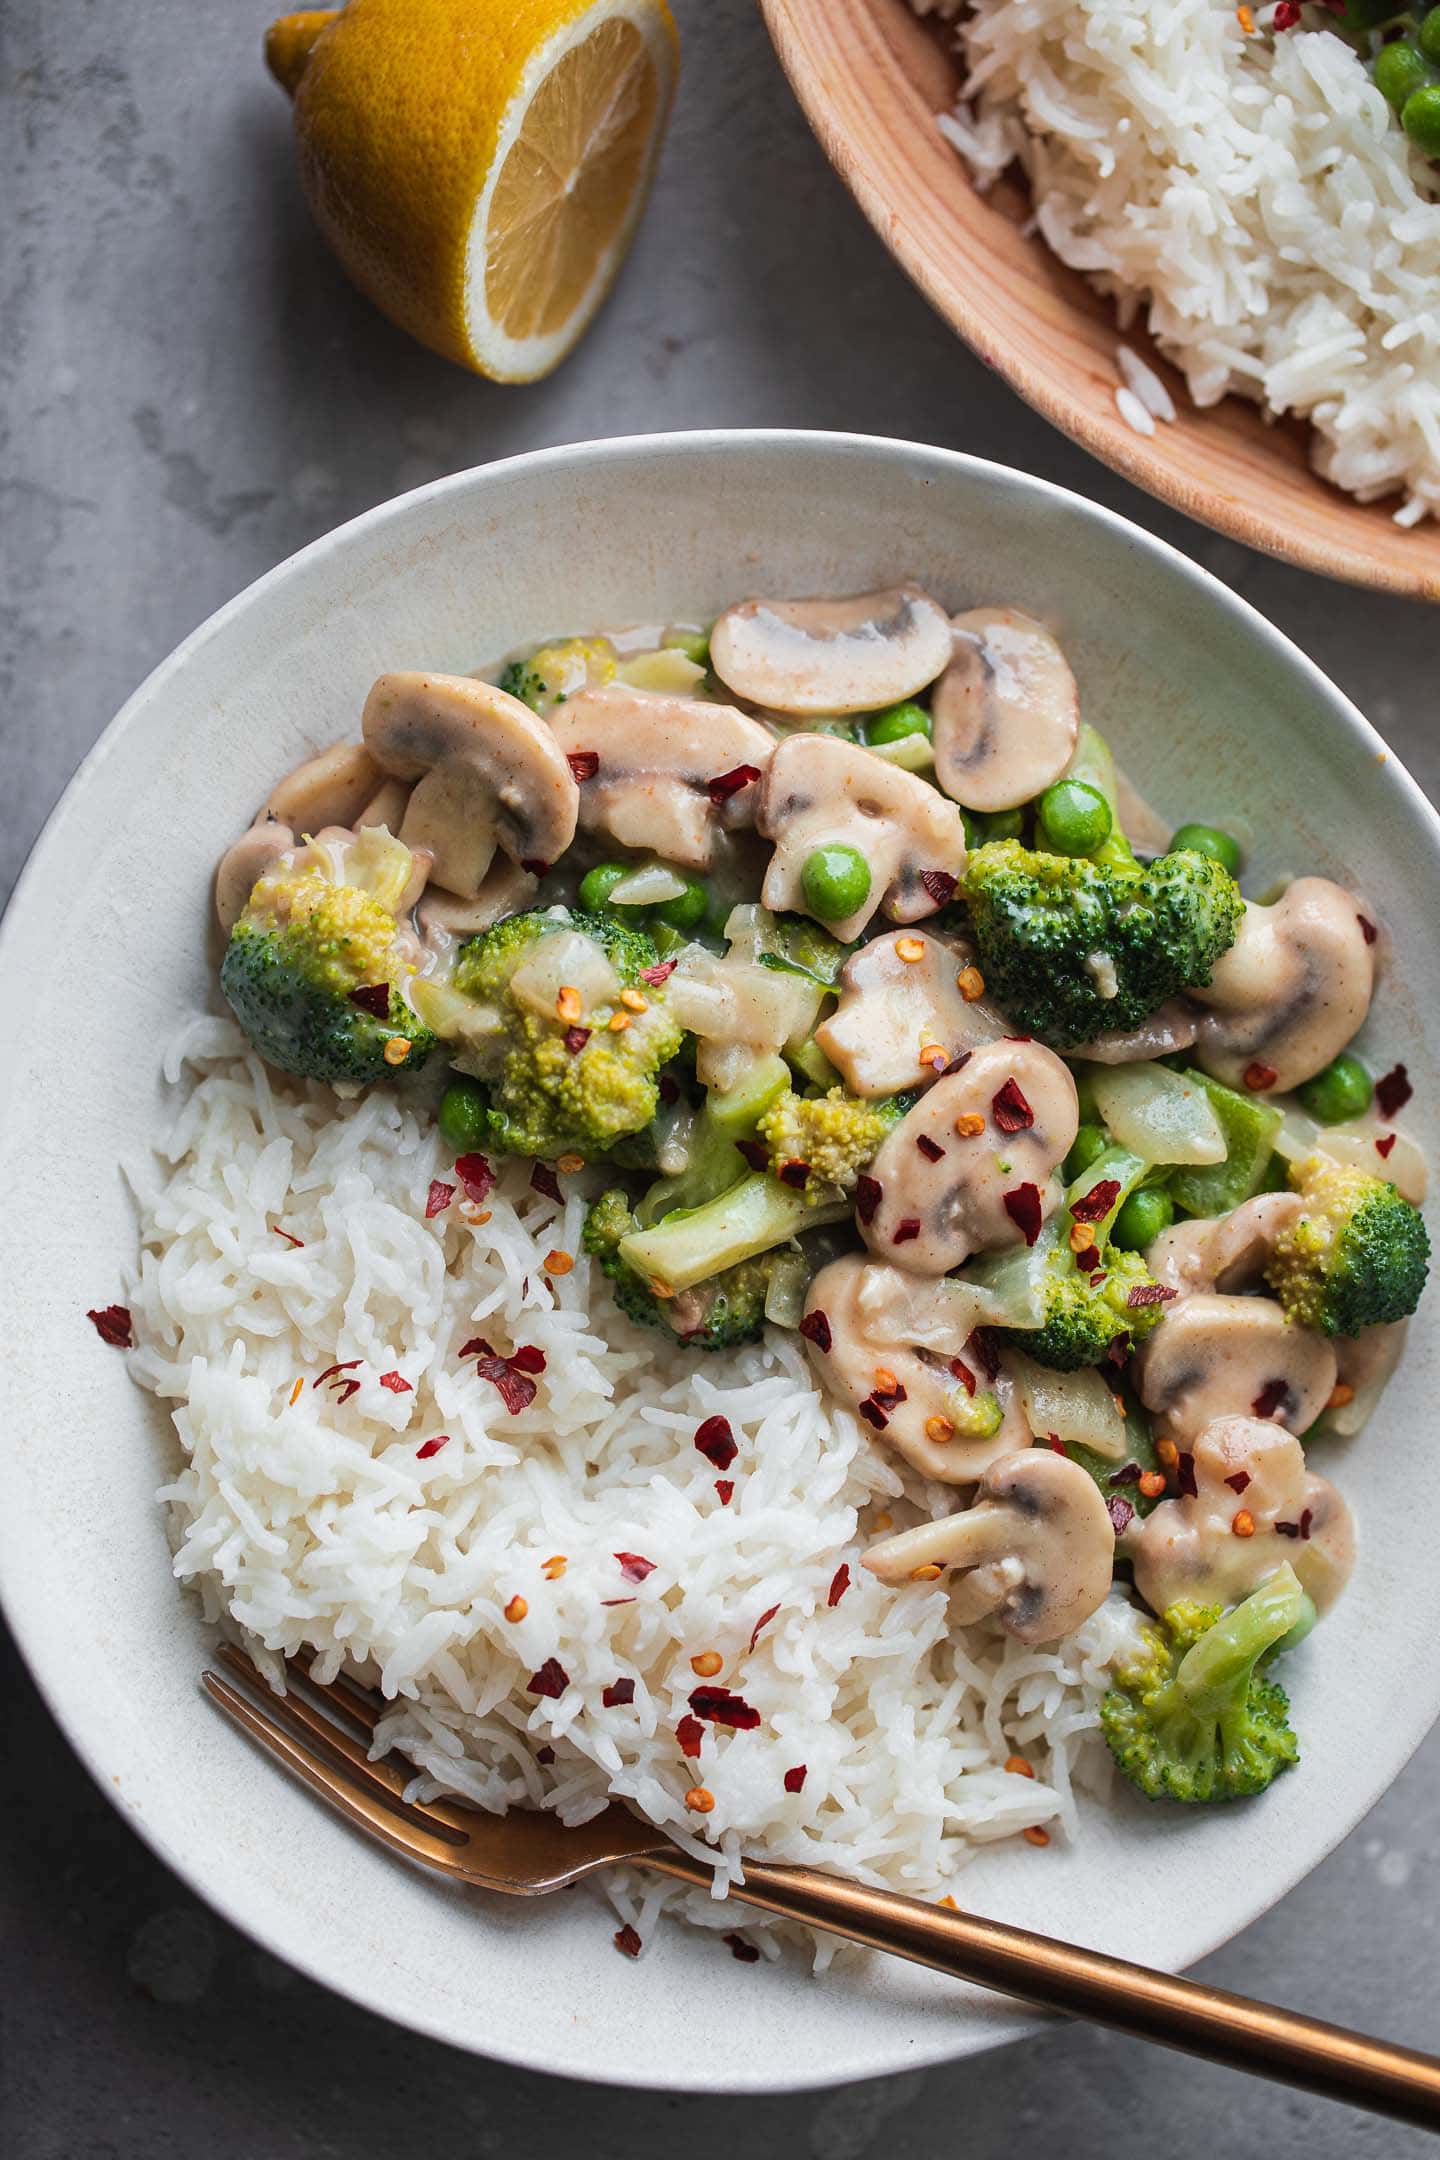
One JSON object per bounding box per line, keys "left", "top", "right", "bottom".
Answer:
{"left": 2, "top": 0, "right": 1438, "bottom": 2152}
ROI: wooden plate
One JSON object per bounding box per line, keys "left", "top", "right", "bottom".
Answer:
{"left": 760, "top": 0, "right": 1440, "bottom": 600}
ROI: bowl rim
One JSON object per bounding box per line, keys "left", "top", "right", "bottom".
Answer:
{"left": 3, "top": 427, "right": 1439, "bottom": 2091}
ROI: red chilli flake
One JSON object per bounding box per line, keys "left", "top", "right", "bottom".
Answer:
{"left": 783, "top": 1765, "right": 808, "bottom": 1794}
{"left": 1070, "top": 1178, "right": 1121, "bottom": 1226}
{"left": 707, "top": 763, "right": 762, "bottom": 805}
{"left": 454, "top": 1153, "right": 496, "bottom": 1204}
{"left": 520, "top": 858, "right": 550, "bottom": 878}
{"left": 379, "top": 1370, "right": 412, "bottom": 1394}
{"left": 858, "top": 1395, "right": 890, "bottom": 1429}
{"left": 942, "top": 1049, "right": 974, "bottom": 1077}
{"left": 1244, "top": 1062, "right": 1278, "bottom": 1093}
{"left": 349, "top": 982, "right": 391, "bottom": 1018}
{"left": 640, "top": 960, "right": 677, "bottom": 987}
{"left": 827, "top": 1563, "right": 851, "bottom": 1608}
{"left": 425, "top": 1179, "right": 455, "bottom": 1219}
{"left": 86, "top": 1304, "right": 133, "bottom": 1349}
{"left": 1273, "top": 0, "right": 1301, "bottom": 25}
{"left": 1376, "top": 1063, "right": 1413, "bottom": 1120}
{"left": 615, "top": 1552, "right": 657, "bottom": 1583}
{"left": 855, "top": 1175, "right": 883, "bottom": 1225}
{"left": 748, "top": 1602, "right": 780, "bottom": 1654}
{"left": 676, "top": 1714, "right": 704, "bottom": 1759}
{"left": 778, "top": 1158, "right": 811, "bottom": 1190}
{"left": 915, "top": 1133, "right": 945, "bottom": 1162}
{"left": 1127, "top": 1282, "right": 1176, "bottom": 1310}
{"left": 536, "top": 1745, "right": 556, "bottom": 1765}
{"left": 1073, "top": 1245, "right": 1101, "bottom": 1274}
{"left": 1376, "top": 1133, "right": 1398, "bottom": 1161}
{"left": 948, "top": 1356, "right": 977, "bottom": 1397}
{"left": 602, "top": 1679, "right": 636, "bottom": 1709}
{"left": 563, "top": 1025, "right": 592, "bottom": 1054}
{"left": 798, "top": 1309, "right": 832, "bottom": 1351}
{"left": 473, "top": 1346, "right": 543, "bottom": 1416}
{"left": 892, "top": 1218, "right": 921, "bottom": 1245}
{"left": 1358, "top": 915, "right": 1378, "bottom": 946}
{"left": 566, "top": 749, "right": 600, "bottom": 782}
{"left": 1252, "top": 1378, "right": 1289, "bottom": 1420}
{"left": 1176, "top": 1452, "right": 1198, "bottom": 1499}
{"left": 270, "top": 1223, "right": 306, "bottom": 1249}
{"left": 694, "top": 1414, "right": 738, "bottom": 1470}
{"left": 920, "top": 869, "right": 957, "bottom": 906}
{"left": 1107, "top": 1495, "right": 1135, "bottom": 1536}
{"left": 966, "top": 1328, "right": 1001, "bottom": 1383}
{"left": 736, "top": 1138, "right": 769, "bottom": 1172}
{"left": 416, "top": 1434, "right": 450, "bottom": 1460}
{"left": 1003, "top": 1183, "right": 1043, "bottom": 1246}
{"left": 689, "top": 1684, "right": 761, "bottom": 1731}
{"left": 527, "top": 1658, "right": 570, "bottom": 1699}
{"left": 1225, "top": 1471, "right": 1252, "bottom": 1494}
{"left": 614, "top": 1923, "right": 643, "bottom": 1959}
{"left": 314, "top": 1359, "right": 363, "bottom": 1393}
{"left": 531, "top": 1161, "right": 563, "bottom": 1203}
{"left": 1110, "top": 1462, "right": 1142, "bottom": 1489}
{"left": 714, "top": 1480, "right": 735, "bottom": 1506}
{"left": 725, "top": 1934, "right": 762, "bottom": 1964}
{"left": 991, "top": 1078, "right": 1034, "bottom": 1134}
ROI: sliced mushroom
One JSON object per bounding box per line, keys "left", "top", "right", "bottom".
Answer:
{"left": 708, "top": 585, "right": 953, "bottom": 716}
{"left": 1128, "top": 1415, "right": 1355, "bottom": 1617}
{"left": 665, "top": 944, "right": 824, "bottom": 1093}
{"left": 1188, "top": 879, "right": 1376, "bottom": 1093}
{"left": 815, "top": 927, "right": 1009, "bottom": 1096}
{"left": 215, "top": 819, "right": 295, "bottom": 934}
{"left": 1145, "top": 1192, "right": 1305, "bottom": 1301}
{"left": 416, "top": 861, "right": 541, "bottom": 963}
{"left": 1133, "top": 1292, "right": 1338, "bottom": 1444}
{"left": 859, "top": 1038, "right": 1078, "bottom": 1275}
{"left": 1068, "top": 1001, "right": 1200, "bottom": 1065}
{"left": 262, "top": 740, "right": 386, "bottom": 832}
{"left": 361, "top": 672, "right": 579, "bottom": 898}
{"left": 801, "top": 1255, "right": 1032, "bottom": 1482}
{"left": 757, "top": 735, "right": 968, "bottom": 943}
{"left": 547, "top": 684, "right": 775, "bottom": 870}
{"left": 931, "top": 608, "right": 1079, "bottom": 812}
{"left": 863, "top": 1451, "right": 1114, "bottom": 1644}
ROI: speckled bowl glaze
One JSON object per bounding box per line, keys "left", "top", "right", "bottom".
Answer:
{"left": 1, "top": 433, "right": 1437, "bottom": 2092}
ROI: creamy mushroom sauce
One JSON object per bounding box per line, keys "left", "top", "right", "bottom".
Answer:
{"left": 212, "top": 583, "right": 1431, "bottom": 1796}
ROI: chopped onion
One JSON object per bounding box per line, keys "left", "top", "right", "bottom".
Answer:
{"left": 864, "top": 735, "right": 935, "bottom": 773}
{"left": 615, "top": 649, "right": 707, "bottom": 696}
{"left": 606, "top": 861, "right": 689, "bottom": 906}
{"left": 764, "top": 1251, "right": 810, "bottom": 1328}
{"left": 1002, "top": 1348, "right": 1129, "bottom": 1461}
{"left": 509, "top": 929, "right": 621, "bottom": 1016}
{"left": 1090, "top": 1063, "right": 1226, "bottom": 1165}
{"left": 1275, "top": 1106, "right": 1427, "bottom": 1205}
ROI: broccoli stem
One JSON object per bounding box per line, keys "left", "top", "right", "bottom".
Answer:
{"left": 619, "top": 1173, "right": 849, "bottom": 1292}
{"left": 1171, "top": 1564, "right": 1305, "bottom": 1716}
{"left": 637, "top": 1055, "right": 791, "bottom": 1225}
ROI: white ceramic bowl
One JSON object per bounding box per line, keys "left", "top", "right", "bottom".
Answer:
{"left": 2, "top": 432, "right": 1437, "bottom": 2093}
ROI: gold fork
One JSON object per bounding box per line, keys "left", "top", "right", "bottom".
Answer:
{"left": 205, "top": 1643, "right": 1440, "bottom": 2128}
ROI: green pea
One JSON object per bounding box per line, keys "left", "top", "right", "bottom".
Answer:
{"left": 578, "top": 861, "right": 630, "bottom": 910}
{"left": 1038, "top": 778, "right": 1112, "bottom": 858}
{"left": 1170, "top": 821, "right": 1242, "bottom": 876}
{"left": 1403, "top": 81, "right": 1440, "bottom": 154}
{"left": 654, "top": 875, "right": 709, "bottom": 931}
{"left": 1063, "top": 1122, "right": 1108, "bottom": 1182}
{"left": 801, "top": 844, "right": 871, "bottom": 922}
{"left": 979, "top": 807, "right": 1025, "bottom": 844}
{"left": 866, "top": 700, "right": 932, "bottom": 746}
{"left": 1422, "top": 6, "right": 1440, "bottom": 65}
{"left": 1377, "top": 41, "right": 1433, "bottom": 111}
{"left": 1111, "top": 1184, "right": 1174, "bottom": 1252}
{"left": 1298, "top": 1052, "right": 1372, "bottom": 1126}
{"left": 438, "top": 1078, "right": 489, "bottom": 1152}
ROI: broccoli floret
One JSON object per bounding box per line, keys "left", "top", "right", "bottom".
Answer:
{"left": 445, "top": 906, "right": 683, "bottom": 1161}
{"left": 498, "top": 636, "right": 616, "bottom": 712}
{"left": 583, "top": 1188, "right": 785, "bottom": 1351}
{"left": 756, "top": 1086, "right": 914, "bottom": 1203}
{"left": 220, "top": 828, "right": 436, "bottom": 1085}
{"left": 960, "top": 841, "right": 1244, "bottom": 1049}
{"left": 1263, "top": 1153, "right": 1429, "bottom": 1337}
{"left": 1101, "top": 1566, "right": 1307, "bottom": 1803}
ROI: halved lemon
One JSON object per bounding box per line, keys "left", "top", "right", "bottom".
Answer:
{"left": 267, "top": 0, "right": 679, "bottom": 382}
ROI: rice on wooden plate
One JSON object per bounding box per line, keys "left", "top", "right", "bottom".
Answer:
{"left": 126, "top": 1018, "right": 1144, "bottom": 1961}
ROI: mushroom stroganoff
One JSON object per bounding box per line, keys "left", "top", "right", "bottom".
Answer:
{"left": 126, "top": 582, "right": 1429, "bottom": 1957}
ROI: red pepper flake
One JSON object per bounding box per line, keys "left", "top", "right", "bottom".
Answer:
{"left": 858, "top": 1395, "right": 890, "bottom": 1429}
{"left": 349, "top": 981, "right": 392, "bottom": 1018}
{"left": 920, "top": 869, "right": 957, "bottom": 906}
{"left": 991, "top": 1078, "right": 1034, "bottom": 1134}
{"left": 942, "top": 1049, "right": 974, "bottom": 1077}
{"left": 526, "top": 1658, "right": 570, "bottom": 1699}
{"left": 827, "top": 1563, "right": 851, "bottom": 1608}
{"left": 536, "top": 1745, "right": 556, "bottom": 1764}
{"left": 1243, "top": 1062, "right": 1278, "bottom": 1093}
{"left": 640, "top": 960, "right": 677, "bottom": 987}
{"left": 689, "top": 1684, "right": 760, "bottom": 1731}
{"left": 1127, "top": 1282, "right": 1176, "bottom": 1310}
{"left": 724, "top": 1933, "right": 762, "bottom": 1964}
{"left": 1073, "top": 1244, "right": 1101, "bottom": 1274}
{"left": 891, "top": 1218, "right": 921, "bottom": 1245}
{"left": 915, "top": 1133, "right": 945, "bottom": 1162}
{"left": 783, "top": 1765, "right": 808, "bottom": 1794}
{"left": 1376, "top": 1063, "right": 1412, "bottom": 1120}
{"left": 1225, "top": 1470, "right": 1252, "bottom": 1494}
{"left": 1070, "top": 1178, "right": 1121, "bottom": 1226}
{"left": 454, "top": 1153, "right": 495, "bottom": 1204}
{"left": 778, "top": 1158, "right": 810, "bottom": 1190}
{"left": 707, "top": 763, "right": 762, "bottom": 804}
{"left": 1376, "top": 1133, "right": 1398, "bottom": 1160}
{"left": 1176, "top": 1451, "right": 1198, "bottom": 1499}
{"left": 271, "top": 1224, "right": 306, "bottom": 1250}
{"left": 425, "top": 1179, "right": 455, "bottom": 1218}
{"left": 855, "top": 1175, "right": 882, "bottom": 1225}
{"left": 602, "top": 1678, "right": 636, "bottom": 1708}
{"left": 86, "top": 1303, "right": 133, "bottom": 1348}
{"left": 1107, "top": 1495, "right": 1135, "bottom": 1536}
{"left": 798, "top": 1309, "right": 832, "bottom": 1355}
{"left": 1109, "top": 1461, "right": 1142, "bottom": 1488}
{"left": 694, "top": 1414, "right": 738, "bottom": 1470}
{"left": 566, "top": 749, "right": 600, "bottom": 782}
{"left": 416, "top": 1434, "right": 450, "bottom": 1460}
{"left": 314, "top": 1359, "right": 363, "bottom": 1398}
{"left": 1357, "top": 915, "right": 1378, "bottom": 946}
{"left": 614, "top": 1923, "right": 643, "bottom": 1959}
{"left": 714, "top": 1480, "right": 734, "bottom": 1506}
{"left": 471, "top": 1339, "right": 544, "bottom": 1415}
{"left": 1252, "top": 1377, "right": 1288, "bottom": 1420}
{"left": 615, "top": 1552, "right": 657, "bottom": 1583}
{"left": 562, "top": 1025, "right": 592, "bottom": 1055}
{"left": 676, "top": 1714, "right": 704, "bottom": 1759}
{"left": 600, "top": 1597, "right": 636, "bottom": 1608}
{"left": 520, "top": 857, "right": 550, "bottom": 878}
{"left": 510, "top": 1345, "right": 546, "bottom": 1374}
{"left": 966, "top": 1327, "right": 1001, "bottom": 1383}
{"left": 379, "top": 1370, "right": 412, "bottom": 1394}
{"left": 530, "top": 1161, "right": 562, "bottom": 1203}
{"left": 736, "top": 1138, "right": 769, "bottom": 1172}
{"left": 748, "top": 1602, "right": 780, "bottom": 1653}
{"left": 1003, "top": 1183, "right": 1043, "bottom": 1246}
{"left": 949, "top": 1356, "right": 976, "bottom": 1396}
{"left": 459, "top": 1335, "right": 494, "bottom": 1359}
{"left": 1273, "top": 0, "right": 1301, "bottom": 25}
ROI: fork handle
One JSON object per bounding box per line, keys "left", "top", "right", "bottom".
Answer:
{"left": 642, "top": 1848, "right": 1440, "bottom": 2128}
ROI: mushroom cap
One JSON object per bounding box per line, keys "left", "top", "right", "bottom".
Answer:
{"left": 1145, "top": 1191, "right": 1306, "bottom": 1302}
{"left": 215, "top": 819, "right": 295, "bottom": 935}
{"left": 361, "top": 672, "right": 579, "bottom": 897}
{"left": 415, "top": 860, "right": 541, "bottom": 960}
{"left": 548, "top": 684, "right": 775, "bottom": 869}
{"left": 263, "top": 739, "right": 387, "bottom": 834}
{"left": 709, "top": 585, "right": 953, "bottom": 716}
{"left": 1067, "top": 1000, "right": 1201, "bottom": 1065}
{"left": 1189, "top": 877, "right": 1376, "bottom": 1094}
{"left": 815, "top": 927, "right": 1008, "bottom": 1097}
{"left": 801, "top": 1255, "right": 1032, "bottom": 1483}
{"left": 858, "top": 1038, "right": 1078, "bottom": 1275}
{"left": 931, "top": 608, "right": 1080, "bottom": 813}
{"left": 757, "top": 734, "right": 968, "bottom": 943}
{"left": 1129, "top": 1414, "right": 1355, "bottom": 1617}
{"left": 862, "top": 1450, "right": 1114, "bottom": 1644}
{"left": 1133, "top": 1291, "right": 1338, "bottom": 1444}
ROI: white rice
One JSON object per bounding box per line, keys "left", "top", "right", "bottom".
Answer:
{"left": 127, "top": 1019, "right": 1144, "bottom": 1961}
{"left": 924, "top": 0, "right": 1440, "bottom": 523}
